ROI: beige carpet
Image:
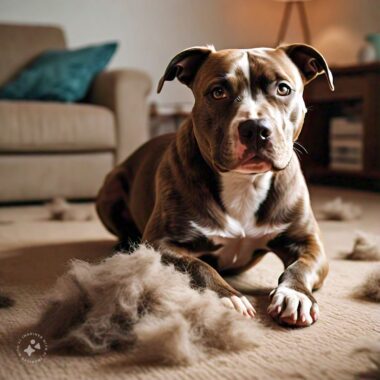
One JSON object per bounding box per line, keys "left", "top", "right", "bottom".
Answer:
{"left": 0, "top": 186, "right": 379, "bottom": 380}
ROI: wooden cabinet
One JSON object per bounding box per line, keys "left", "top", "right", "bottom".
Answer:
{"left": 299, "top": 63, "right": 380, "bottom": 191}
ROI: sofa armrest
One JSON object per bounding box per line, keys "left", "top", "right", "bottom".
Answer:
{"left": 89, "top": 69, "right": 152, "bottom": 163}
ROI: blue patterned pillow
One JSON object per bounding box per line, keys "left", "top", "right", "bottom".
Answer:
{"left": 0, "top": 42, "right": 118, "bottom": 102}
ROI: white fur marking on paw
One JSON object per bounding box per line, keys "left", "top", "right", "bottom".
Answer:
{"left": 241, "top": 296, "right": 256, "bottom": 318}
{"left": 221, "top": 295, "right": 256, "bottom": 318}
{"left": 311, "top": 303, "right": 320, "bottom": 322}
{"left": 268, "top": 286, "right": 315, "bottom": 326}
{"left": 221, "top": 297, "right": 235, "bottom": 309}
{"left": 231, "top": 295, "right": 245, "bottom": 314}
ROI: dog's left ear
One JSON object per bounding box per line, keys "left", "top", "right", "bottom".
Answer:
{"left": 280, "top": 44, "right": 334, "bottom": 91}
{"left": 157, "top": 45, "right": 215, "bottom": 93}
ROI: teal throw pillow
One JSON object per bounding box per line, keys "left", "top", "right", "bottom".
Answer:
{"left": 0, "top": 42, "right": 118, "bottom": 102}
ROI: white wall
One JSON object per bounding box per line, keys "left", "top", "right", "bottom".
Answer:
{"left": 1, "top": 0, "right": 379, "bottom": 106}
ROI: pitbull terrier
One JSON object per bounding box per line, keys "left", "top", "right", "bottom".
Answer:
{"left": 96, "top": 44, "right": 334, "bottom": 327}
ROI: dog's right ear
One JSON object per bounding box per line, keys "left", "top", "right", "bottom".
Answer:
{"left": 157, "top": 46, "right": 215, "bottom": 93}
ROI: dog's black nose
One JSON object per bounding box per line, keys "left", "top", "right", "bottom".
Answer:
{"left": 238, "top": 119, "right": 271, "bottom": 149}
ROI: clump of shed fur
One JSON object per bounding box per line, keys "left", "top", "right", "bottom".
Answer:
{"left": 355, "top": 270, "right": 380, "bottom": 303}
{"left": 354, "top": 340, "right": 380, "bottom": 379}
{"left": 344, "top": 232, "right": 380, "bottom": 261}
{"left": 36, "top": 244, "right": 261, "bottom": 365}
{"left": 319, "top": 197, "right": 361, "bottom": 221}
{"left": 46, "top": 197, "right": 93, "bottom": 221}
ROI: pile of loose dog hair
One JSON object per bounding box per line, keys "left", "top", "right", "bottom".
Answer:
{"left": 0, "top": 294, "right": 13, "bottom": 308}
{"left": 36, "top": 244, "right": 261, "bottom": 365}
{"left": 355, "top": 270, "right": 380, "bottom": 303}
{"left": 354, "top": 341, "right": 380, "bottom": 379}
{"left": 318, "top": 197, "right": 362, "bottom": 221}
{"left": 344, "top": 232, "right": 380, "bottom": 261}
{"left": 334, "top": 226, "right": 379, "bottom": 376}
{"left": 46, "top": 197, "right": 93, "bottom": 222}
{"left": 344, "top": 232, "right": 380, "bottom": 303}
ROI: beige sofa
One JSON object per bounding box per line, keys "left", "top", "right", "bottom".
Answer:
{"left": 0, "top": 23, "right": 151, "bottom": 202}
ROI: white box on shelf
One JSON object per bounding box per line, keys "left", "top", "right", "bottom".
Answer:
{"left": 329, "top": 117, "right": 363, "bottom": 138}
{"left": 330, "top": 161, "right": 363, "bottom": 171}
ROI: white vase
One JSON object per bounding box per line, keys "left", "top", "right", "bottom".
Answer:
{"left": 358, "top": 42, "right": 377, "bottom": 63}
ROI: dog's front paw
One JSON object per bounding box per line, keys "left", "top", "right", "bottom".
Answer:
{"left": 221, "top": 295, "right": 256, "bottom": 319}
{"left": 267, "top": 286, "right": 319, "bottom": 327}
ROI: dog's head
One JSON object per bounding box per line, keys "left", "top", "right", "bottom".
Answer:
{"left": 158, "top": 44, "right": 333, "bottom": 174}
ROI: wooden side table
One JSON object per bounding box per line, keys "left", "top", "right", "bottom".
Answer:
{"left": 300, "top": 62, "right": 380, "bottom": 191}
{"left": 149, "top": 103, "right": 191, "bottom": 138}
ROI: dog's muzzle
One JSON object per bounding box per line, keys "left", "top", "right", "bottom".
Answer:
{"left": 238, "top": 118, "right": 272, "bottom": 151}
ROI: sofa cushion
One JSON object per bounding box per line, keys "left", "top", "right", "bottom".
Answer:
{"left": 0, "top": 101, "right": 116, "bottom": 152}
{"left": 0, "top": 24, "right": 66, "bottom": 87}
{"left": 0, "top": 152, "right": 114, "bottom": 201}
{"left": 0, "top": 42, "right": 118, "bottom": 102}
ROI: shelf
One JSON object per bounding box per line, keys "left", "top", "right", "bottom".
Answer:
{"left": 302, "top": 165, "right": 380, "bottom": 191}
{"left": 304, "top": 165, "right": 380, "bottom": 179}
{"left": 299, "top": 63, "right": 380, "bottom": 192}
{"left": 329, "top": 62, "right": 380, "bottom": 75}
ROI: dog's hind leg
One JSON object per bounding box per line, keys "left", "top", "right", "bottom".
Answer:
{"left": 96, "top": 167, "right": 142, "bottom": 250}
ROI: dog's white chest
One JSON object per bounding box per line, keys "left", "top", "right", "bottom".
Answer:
{"left": 217, "top": 172, "right": 273, "bottom": 269}
{"left": 193, "top": 172, "right": 288, "bottom": 270}
{"left": 220, "top": 171, "right": 273, "bottom": 233}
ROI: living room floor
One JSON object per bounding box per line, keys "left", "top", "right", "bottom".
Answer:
{"left": 0, "top": 186, "right": 379, "bottom": 380}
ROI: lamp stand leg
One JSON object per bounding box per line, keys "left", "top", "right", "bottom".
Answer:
{"left": 297, "top": 1, "right": 312, "bottom": 44}
{"left": 276, "top": 2, "right": 293, "bottom": 46}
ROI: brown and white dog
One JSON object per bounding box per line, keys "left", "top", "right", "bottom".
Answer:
{"left": 96, "top": 44, "right": 334, "bottom": 327}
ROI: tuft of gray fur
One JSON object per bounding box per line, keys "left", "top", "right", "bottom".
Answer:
{"left": 318, "top": 197, "right": 361, "bottom": 221}
{"left": 344, "top": 232, "right": 380, "bottom": 261}
{"left": 0, "top": 294, "right": 14, "bottom": 308}
{"left": 355, "top": 270, "right": 380, "bottom": 302}
{"left": 46, "top": 197, "right": 93, "bottom": 222}
{"left": 355, "top": 340, "right": 380, "bottom": 379}
{"left": 36, "top": 244, "right": 261, "bottom": 365}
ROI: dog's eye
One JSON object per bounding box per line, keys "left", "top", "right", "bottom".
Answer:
{"left": 277, "top": 82, "right": 292, "bottom": 96}
{"left": 211, "top": 86, "right": 227, "bottom": 100}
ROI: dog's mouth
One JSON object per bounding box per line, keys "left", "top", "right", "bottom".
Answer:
{"left": 213, "top": 149, "right": 273, "bottom": 174}
{"left": 234, "top": 151, "right": 272, "bottom": 174}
